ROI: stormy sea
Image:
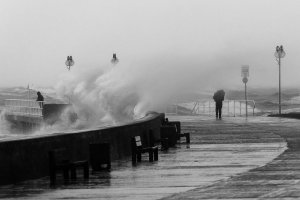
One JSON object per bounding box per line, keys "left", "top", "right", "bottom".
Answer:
{"left": 1, "top": 86, "right": 300, "bottom": 139}
{"left": 167, "top": 87, "right": 300, "bottom": 116}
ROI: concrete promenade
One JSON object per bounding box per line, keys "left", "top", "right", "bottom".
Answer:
{"left": 1, "top": 115, "right": 300, "bottom": 199}
{"left": 164, "top": 116, "right": 300, "bottom": 199}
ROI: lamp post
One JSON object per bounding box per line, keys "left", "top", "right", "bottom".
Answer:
{"left": 241, "top": 65, "right": 249, "bottom": 117}
{"left": 65, "top": 56, "right": 74, "bottom": 103}
{"left": 65, "top": 56, "right": 75, "bottom": 71}
{"left": 274, "top": 45, "right": 286, "bottom": 115}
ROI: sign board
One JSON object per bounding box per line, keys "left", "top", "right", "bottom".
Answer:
{"left": 241, "top": 65, "right": 249, "bottom": 78}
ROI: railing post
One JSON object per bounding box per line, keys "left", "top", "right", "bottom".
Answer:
{"left": 234, "top": 100, "right": 236, "bottom": 117}
{"left": 228, "top": 100, "right": 230, "bottom": 116}
{"left": 240, "top": 101, "right": 242, "bottom": 116}
{"left": 253, "top": 101, "right": 255, "bottom": 116}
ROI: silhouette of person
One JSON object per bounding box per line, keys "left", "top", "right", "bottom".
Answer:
{"left": 36, "top": 91, "right": 44, "bottom": 108}
{"left": 213, "top": 90, "right": 225, "bottom": 119}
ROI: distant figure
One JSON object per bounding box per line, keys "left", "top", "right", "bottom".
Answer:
{"left": 213, "top": 90, "right": 225, "bottom": 119}
{"left": 36, "top": 91, "right": 44, "bottom": 108}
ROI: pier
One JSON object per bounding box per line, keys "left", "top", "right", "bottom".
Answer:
{"left": 1, "top": 115, "right": 300, "bottom": 199}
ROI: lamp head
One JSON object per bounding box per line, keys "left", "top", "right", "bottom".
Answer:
{"left": 111, "top": 53, "right": 119, "bottom": 64}
{"left": 275, "top": 45, "right": 286, "bottom": 58}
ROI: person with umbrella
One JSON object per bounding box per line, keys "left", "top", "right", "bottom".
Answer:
{"left": 213, "top": 90, "right": 225, "bottom": 119}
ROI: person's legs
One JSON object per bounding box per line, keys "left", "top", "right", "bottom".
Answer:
{"left": 219, "top": 106, "right": 222, "bottom": 119}
{"left": 216, "top": 105, "right": 221, "bottom": 119}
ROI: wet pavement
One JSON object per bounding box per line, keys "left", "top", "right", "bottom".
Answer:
{"left": 1, "top": 115, "right": 300, "bottom": 199}
{"left": 163, "top": 116, "right": 300, "bottom": 200}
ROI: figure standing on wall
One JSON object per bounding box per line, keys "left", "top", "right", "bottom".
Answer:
{"left": 213, "top": 90, "right": 225, "bottom": 119}
{"left": 36, "top": 91, "right": 44, "bottom": 108}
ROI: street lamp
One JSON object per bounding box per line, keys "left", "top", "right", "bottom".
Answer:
{"left": 65, "top": 56, "right": 75, "bottom": 71}
{"left": 274, "top": 45, "right": 286, "bottom": 115}
{"left": 241, "top": 65, "right": 249, "bottom": 117}
{"left": 65, "top": 56, "right": 75, "bottom": 103}
{"left": 111, "top": 53, "right": 119, "bottom": 64}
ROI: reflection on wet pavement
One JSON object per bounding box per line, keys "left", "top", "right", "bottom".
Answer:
{"left": 0, "top": 115, "right": 288, "bottom": 199}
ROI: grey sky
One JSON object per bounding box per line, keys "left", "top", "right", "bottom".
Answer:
{"left": 0, "top": 0, "right": 300, "bottom": 89}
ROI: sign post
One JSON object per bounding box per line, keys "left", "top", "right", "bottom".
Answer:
{"left": 241, "top": 65, "right": 249, "bottom": 117}
{"left": 274, "top": 45, "right": 286, "bottom": 115}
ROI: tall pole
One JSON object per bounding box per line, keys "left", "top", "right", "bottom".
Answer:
{"left": 279, "top": 56, "right": 281, "bottom": 115}
{"left": 65, "top": 56, "right": 75, "bottom": 104}
{"left": 275, "top": 45, "right": 285, "bottom": 115}
{"left": 245, "top": 82, "right": 248, "bottom": 117}
{"left": 241, "top": 65, "right": 249, "bottom": 118}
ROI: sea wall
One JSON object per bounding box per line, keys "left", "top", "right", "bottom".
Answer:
{"left": 0, "top": 112, "right": 165, "bottom": 185}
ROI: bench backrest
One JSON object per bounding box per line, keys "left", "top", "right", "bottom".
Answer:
{"left": 134, "top": 136, "right": 142, "bottom": 147}
{"left": 165, "top": 121, "right": 180, "bottom": 134}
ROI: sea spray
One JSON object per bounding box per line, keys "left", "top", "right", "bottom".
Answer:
{"left": 53, "top": 57, "right": 238, "bottom": 127}
{"left": 54, "top": 58, "right": 204, "bottom": 127}
{"left": 0, "top": 110, "right": 25, "bottom": 138}
{"left": 2, "top": 56, "right": 256, "bottom": 135}
{"left": 0, "top": 110, "right": 10, "bottom": 137}
{"left": 55, "top": 63, "right": 140, "bottom": 127}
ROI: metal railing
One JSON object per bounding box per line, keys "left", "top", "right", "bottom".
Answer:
{"left": 166, "top": 100, "right": 257, "bottom": 117}
{"left": 192, "top": 100, "right": 256, "bottom": 116}
{"left": 4, "top": 99, "right": 44, "bottom": 117}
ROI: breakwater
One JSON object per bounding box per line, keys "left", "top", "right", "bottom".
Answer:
{"left": 0, "top": 112, "right": 165, "bottom": 185}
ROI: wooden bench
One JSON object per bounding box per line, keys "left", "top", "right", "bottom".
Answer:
{"left": 131, "top": 136, "right": 158, "bottom": 164}
{"left": 163, "top": 119, "right": 190, "bottom": 144}
{"left": 160, "top": 125, "right": 178, "bottom": 147}
{"left": 48, "top": 148, "right": 89, "bottom": 185}
{"left": 89, "top": 143, "right": 111, "bottom": 171}
{"left": 149, "top": 129, "right": 169, "bottom": 151}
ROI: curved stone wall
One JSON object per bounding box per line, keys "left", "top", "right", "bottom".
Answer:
{"left": 0, "top": 112, "right": 165, "bottom": 185}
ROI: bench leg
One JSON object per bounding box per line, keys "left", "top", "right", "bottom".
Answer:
{"left": 71, "top": 167, "right": 76, "bottom": 180}
{"left": 186, "top": 133, "right": 190, "bottom": 144}
{"left": 132, "top": 150, "right": 137, "bottom": 164}
{"left": 63, "top": 167, "right": 70, "bottom": 183}
{"left": 137, "top": 152, "right": 142, "bottom": 162}
{"left": 84, "top": 162, "right": 89, "bottom": 179}
{"left": 149, "top": 149, "right": 154, "bottom": 162}
{"left": 161, "top": 138, "right": 169, "bottom": 151}
{"left": 154, "top": 148, "right": 158, "bottom": 161}
{"left": 49, "top": 167, "right": 56, "bottom": 185}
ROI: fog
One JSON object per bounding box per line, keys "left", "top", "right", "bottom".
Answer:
{"left": 1, "top": 0, "right": 300, "bottom": 89}
{"left": 1, "top": 0, "right": 300, "bottom": 132}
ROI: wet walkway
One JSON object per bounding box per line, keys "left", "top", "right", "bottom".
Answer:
{"left": 163, "top": 116, "right": 300, "bottom": 199}
{"left": 1, "top": 115, "right": 299, "bottom": 199}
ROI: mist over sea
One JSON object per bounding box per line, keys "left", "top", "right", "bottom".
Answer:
{"left": 1, "top": 85, "right": 300, "bottom": 140}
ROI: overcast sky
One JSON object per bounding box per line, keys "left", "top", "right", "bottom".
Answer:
{"left": 0, "top": 0, "right": 300, "bottom": 89}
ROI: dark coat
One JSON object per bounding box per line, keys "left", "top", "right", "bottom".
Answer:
{"left": 36, "top": 92, "right": 44, "bottom": 102}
